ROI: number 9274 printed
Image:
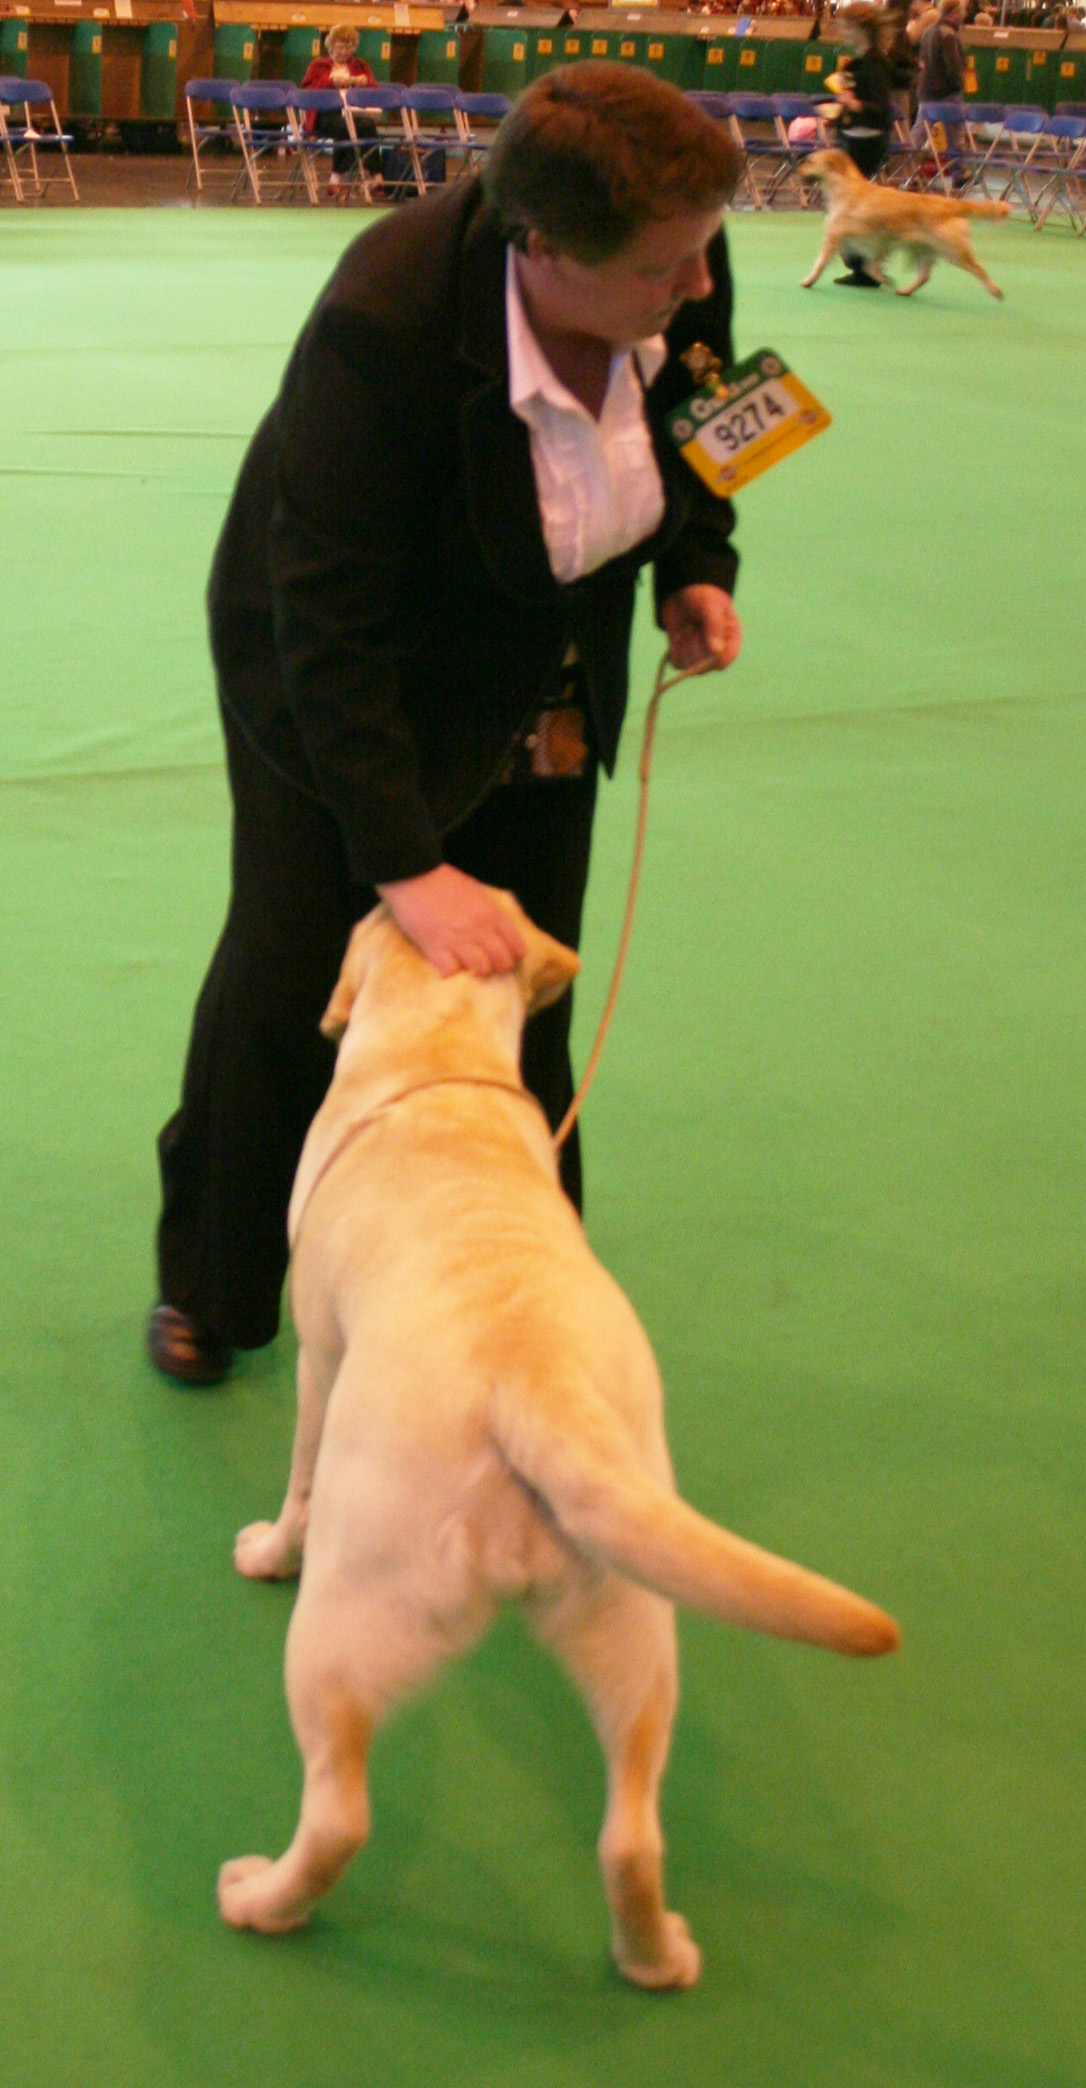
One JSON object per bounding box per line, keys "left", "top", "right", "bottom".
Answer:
{"left": 667, "top": 347, "right": 831, "bottom": 498}
{"left": 703, "top": 381, "right": 795, "bottom": 457}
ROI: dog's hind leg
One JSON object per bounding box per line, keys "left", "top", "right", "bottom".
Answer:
{"left": 234, "top": 1346, "right": 327, "bottom": 1580}
{"left": 945, "top": 227, "right": 1003, "bottom": 297}
{"left": 219, "top": 1574, "right": 487, "bottom": 1934}
{"left": 218, "top": 1586, "right": 387, "bottom": 1933}
{"left": 219, "top": 1667, "right": 372, "bottom": 1933}
{"left": 529, "top": 1574, "right": 700, "bottom": 1990}
{"left": 898, "top": 255, "right": 931, "bottom": 296}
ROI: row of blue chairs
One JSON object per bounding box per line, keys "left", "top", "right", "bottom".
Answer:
{"left": 184, "top": 78, "right": 511, "bottom": 205}
{"left": 6, "top": 68, "right": 1083, "bottom": 231}
{"left": 689, "top": 87, "right": 1086, "bottom": 230}
{"left": 905, "top": 100, "right": 1086, "bottom": 230}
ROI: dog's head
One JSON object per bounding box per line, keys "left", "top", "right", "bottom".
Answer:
{"left": 801, "top": 147, "right": 858, "bottom": 189}
{"left": 320, "top": 894, "right": 580, "bottom": 1043}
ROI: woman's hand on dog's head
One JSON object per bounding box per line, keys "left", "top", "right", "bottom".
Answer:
{"left": 377, "top": 865, "right": 528, "bottom": 978}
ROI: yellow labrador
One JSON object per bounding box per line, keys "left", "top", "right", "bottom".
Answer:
{"left": 801, "top": 147, "right": 1010, "bottom": 298}
{"left": 218, "top": 898, "right": 899, "bottom": 1988}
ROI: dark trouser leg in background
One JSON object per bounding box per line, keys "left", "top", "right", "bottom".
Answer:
{"left": 155, "top": 708, "right": 598, "bottom": 1355}
{"left": 839, "top": 133, "right": 890, "bottom": 286}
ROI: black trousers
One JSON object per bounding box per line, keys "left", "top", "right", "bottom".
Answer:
{"left": 156, "top": 703, "right": 598, "bottom": 1349}
{"left": 313, "top": 110, "right": 379, "bottom": 179}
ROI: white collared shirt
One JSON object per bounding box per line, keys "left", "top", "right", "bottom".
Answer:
{"left": 505, "top": 249, "right": 667, "bottom": 586}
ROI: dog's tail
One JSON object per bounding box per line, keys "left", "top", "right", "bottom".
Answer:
{"left": 958, "top": 198, "right": 1012, "bottom": 219}
{"left": 490, "top": 1381, "right": 900, "bottom": 1658}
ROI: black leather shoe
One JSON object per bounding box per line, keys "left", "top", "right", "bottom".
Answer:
{"left": 147, "top": 1303, "right": 234, "bottom": 1387}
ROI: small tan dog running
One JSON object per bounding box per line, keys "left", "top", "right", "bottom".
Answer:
{"left": 218, "top": 897, "right": 900, "bottom": 1989}
{"left": 801, "top": 147, "right": 1010, "bottom": 298}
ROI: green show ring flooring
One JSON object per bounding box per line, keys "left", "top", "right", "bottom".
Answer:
{"left": 1, "top": 205, "right": 1083, "bottom": 2088}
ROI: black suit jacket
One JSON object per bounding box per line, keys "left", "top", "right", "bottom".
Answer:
{"left": 208, "top": 178, "right": 739, "bottom": 887}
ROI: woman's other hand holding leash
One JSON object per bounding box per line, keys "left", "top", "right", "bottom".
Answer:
{"left": 660, "top": 585, "right": 743, "bottom": 674}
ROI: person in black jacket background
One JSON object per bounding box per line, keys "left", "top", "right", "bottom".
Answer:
{"left": 916, "top": 0, "right": 966, "bottom": 183}
{"left": 149, "top": 66, "right": 745, "bottom": 1386}
{"left": 830, "top": 2, "right": 895, "bottom": 286}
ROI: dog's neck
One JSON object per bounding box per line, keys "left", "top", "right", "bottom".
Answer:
{"left": 332, "top": 975, "right": 526, "bottom": 1120}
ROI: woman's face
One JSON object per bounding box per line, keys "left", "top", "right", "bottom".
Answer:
{"left": 524, "top": 205, "right": 724, "bottom": 349}
{"left": 329, "top": 38, "right": 354, "bottom": 63}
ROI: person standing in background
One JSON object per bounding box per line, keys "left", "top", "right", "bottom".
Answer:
{"left": 831, "top": 3, "right": 894, "bottom": 285}
{"left": 916, "top": 0, "right": 966, "bottom": 185}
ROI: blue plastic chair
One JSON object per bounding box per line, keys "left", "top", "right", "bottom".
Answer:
{"left": 229, "top": 80, "right": 315, "bottom": 204}
{"left": 344, "top": 82, "right": 414, "bottom": 197}
{"left": 726, "top": 94, "right": 786, "bottom": 210}
{"left": 401, "top": 84, "right": 458, "bottom": 191}
{"left": 183, "top": 77, "right": 236, "bottom": 197}
{"left": 1031, "top": 113, "right": 1086, "bottom": 232}
{"left": 453, "top": 90, "right": 510, "bottom": 176}
{"left": 0, "top": 75, "right": 78, "bottom": 203}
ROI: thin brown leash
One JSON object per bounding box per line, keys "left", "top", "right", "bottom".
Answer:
{"left": 553, "top": 648, "right": 712, "bottom": 1152}
{"left": 291, "top": 649, "right": 709, "bottom": 1243}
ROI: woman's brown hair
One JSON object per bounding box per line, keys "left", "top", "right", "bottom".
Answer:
{"left": 483, "top": 63, "right": 743, "bottom": 264}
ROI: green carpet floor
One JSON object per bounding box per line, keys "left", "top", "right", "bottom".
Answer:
{"left": 1, "top": 206, "right": 1083, "bottom": 2088}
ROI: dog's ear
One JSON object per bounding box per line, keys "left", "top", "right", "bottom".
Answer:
{"left": 524, "top": 934, "right": 581, "bottom": 1014}
{"left": 491, "top": 890, "right": 580, "bottom": 1014}
{"left": 320, "top": 906, "right": 387, "bottom": 1041}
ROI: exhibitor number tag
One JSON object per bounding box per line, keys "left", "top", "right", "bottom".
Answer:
{"left": 667, "top": 347, "right": 831, "bottom": 497}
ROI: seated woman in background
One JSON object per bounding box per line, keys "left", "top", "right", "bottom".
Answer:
{"left": 301, "top": 24, "right": 382, "bottom": 198}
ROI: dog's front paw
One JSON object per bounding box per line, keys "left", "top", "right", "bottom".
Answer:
{"left": 616, "top": 1912, "right": 702, "bottom": 1992}
{"left": 218, "top": 1856, "right": 309, "bottom": 1934}
{"left": 233, "top": 1520, "right": 302, "bottom": 1581}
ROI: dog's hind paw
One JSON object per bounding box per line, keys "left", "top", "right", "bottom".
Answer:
{"left": 616, "top": 1913, "right": 702, "bottom": 1992}
{"left": 218, "top": 1856, "right": 309, "bottom": 1933}
{"left": 233, "top": 1519, "right": 303, "bottom": 1581}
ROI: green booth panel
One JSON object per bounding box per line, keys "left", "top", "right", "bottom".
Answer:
{"left": 1024, "top": 47, "right": 1057, "bottom": 112}
{"left": 213, "top": 24, "right": 256, "bottom": 83}
{"left": 354, "top": 30, "right": 392, "bottom": 81}
{"left": 698, "top": 37, "right": 735, "bottom": 90}
{"left": 281, "top": 27, "right": 321, "bottom": 85}
{"left": 608, "top": 32, "right": 647, "bottom": 68}
{"left": 69, "top": 22, "right": 103, "bottom": 116}
{"left": 0, "top": 20, "right": 29, "bottom": 76}
{"left": 641, "top": 34, "right": 703, "bottom": 89}
{"left": 481, "top": 25, "right": 531, "bottom": 93}
{"left": 582, "top": 29, "right": 620, "bottom": 63}
{"left": 795, "top": 40, "right": 834, "bottom": 92}
{"left": 964, "top": 45, "right": 1031, "bottom": 105}
{"left": 527, "top": 27, "right": 561, "bottom": 78}
{"left": 1054, "top": 49, "right": 1086, "bottom": 103}
{"left": 762, "top": 36, "right": 832, "bottom": 96}
{"left": 415, "top": 29, "right": 460, "bottom": 83}
{"left": 698, "top": 36, "right": 766, "bottom": 94}
{"left": 140, "top": 22, "right": 178, "bottom": 118}
{"left": 733, "top": 38, "right": 766, "bottom": 92}
{"left": 553, "top": 30, "right": 590, "bottom": 66}
{"left": 0, "top": 19, "right": 29, "bottom": 76}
